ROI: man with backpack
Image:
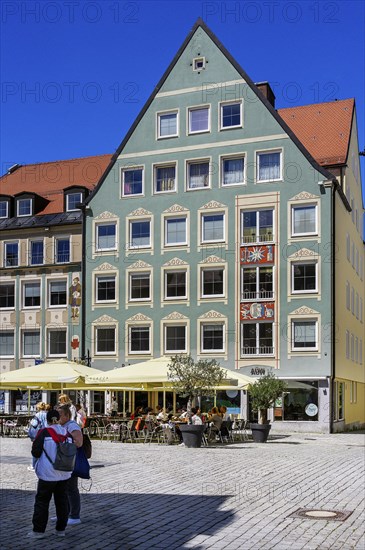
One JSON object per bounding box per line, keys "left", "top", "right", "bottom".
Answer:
{"left": 57, "top": 403, "right": 83, "bottom": 526}
{"left": 28, "top": 409, "right": 76, "bottom": 539}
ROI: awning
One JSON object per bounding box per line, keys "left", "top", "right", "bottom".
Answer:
{"left": 0, "top": 359, "right": 104, "bottom": 390}
{"left": 86, "top": 356, "right": 254, "bottom": 389}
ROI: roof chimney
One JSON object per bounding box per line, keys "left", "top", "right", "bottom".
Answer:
{"left": 255, "top": 82, "right": 275, "bottom": 108}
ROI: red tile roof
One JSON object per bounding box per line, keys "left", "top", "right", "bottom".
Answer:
{"left": 0, "top": 154, "right": 112, "bottom": 215}
{"left": 278, "top": 99, "right": 354, "bottom": 167}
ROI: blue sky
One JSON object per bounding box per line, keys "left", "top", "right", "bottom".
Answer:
{"left": 1, "top": 0, "right": 364, "bottom": 194}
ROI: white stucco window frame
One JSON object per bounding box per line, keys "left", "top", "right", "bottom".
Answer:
{"left": 255, "top": 148, "right": 283, "bottom": 184}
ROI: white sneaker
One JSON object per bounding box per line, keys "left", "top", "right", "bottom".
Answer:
{"left": 67, "top": 518, "right": 81, "bottom": 525}
{"left": 50, "top": 517, "right": 57, "bottom": 522}
{"left": 27, "top": 466, "right": 34, "bottom": 471}
{"left": 55, "top": 531, "right": 66, "bottom": 537}
{"left": 179, "top": 442, "right": 185, "bottom": 446}
{"left": 27, "top": 531, "right": 46, "bottom": 539}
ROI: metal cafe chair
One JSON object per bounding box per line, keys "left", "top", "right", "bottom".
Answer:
{"left": 102, "top": 423, "right": 121, "bottom": 442}
{"left": 219, "top": 420, "right": 234, "bottom": 443}
{"left": 232, "top": 419, "right": 249, "bottom": 441}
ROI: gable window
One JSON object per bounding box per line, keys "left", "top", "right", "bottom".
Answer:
{"left": 292, "top": 321, "right": 317, "bottom": 351}
{"left": 292, "top": 205, "right": 317, "bottom": 236}
{"left": 48, "top": 329, "right": 67, "bottom": 357}
{"left": 17, "top": 198, "right": 32, "bottom": 217}
{"left": 292, "top": 263, "right": 317, "bottom": 293}
{"left": 201, "top": 323, "right": 224, "bottom": 352}
{"left": 129, "top": 326, "right": 150, "bottom": 353}
{"left": 241, "top": 210, "right": 273, "bottom": 243}
{"left": 0, "top": 282, "right": 15, "bottom": 309}
{"left": 155, "top": 165, "right": 176, "bottom": 193}
{"left": 187, "top": 161, "right": 210, "bottom": 190}
{"left": 193, "top": 57, "right": 205, "bottom": 71}
{"left": 30, "top": 240, "right": 43, "bottom": 266}
{"left": 122, "top": 168, "right": 143, "bottom": 196}
{"left": 66, "top": 192, "right": 82, "bottom": 211}
{"left": 130, "top": 273, "right": 150, "bottom": 301}
{"left": 201, "top": 268, "right": 224, "bottom": 297}
{"left": 49, "top": 280, "right": 67, "bottom": 306}
{"left": 222, "top": 157, "right": 244, "bottom": 186}
{"left": 165, "top": 325, "right": 187, "bottom": 353}
{"left": 220, "top": 102, "right": 242, "bottom": 129}
{"left": 189, "top": 107, "right": 209, "bottom": 133}
{"left": 0, "top": 331, "right": 14, "bottom": 356}
{"left": 55, "top": 238, "right": 70, "bottom": 263}
{"left": 23, "top": 281, "right": 41, "bottom": 308}
{"left": 130, "top": 220, "right": 151, "bottom": 249}
{"left": 0, "top": 201, "right": 9, "bottom": 218}
{"left": 96, "top": 224, "right": 116, "bottom": 251}
{"left": 242, "top": 322, "right": 273, "bottom": 355}
{"left": 257, "top": 151, "right": 281, "bottom": 182}
{"left": 4, "top": 242, "right": 19, "bottom": 267}
{"left": 22, "top": 330, "right": 40, "bottom": 357}
{"left": 158, "top": 111, "right": 178, "bottom": 138}
{"left": 165, "top": 217, "right": 187, "bottom": 246}
{"left": 96, "top": 327, "right": 116, "bottom": 354}
{"left": 96, "top": 276, "right": 116, "bottom": 302}
{"left": 202, "top": 214, "right": 224, "bottom": 243}
{"left": 165, "top": 271, "right": 187, "bottom": 299}
{"left": 242, "top": 267, "right": 273, "bottom": 300}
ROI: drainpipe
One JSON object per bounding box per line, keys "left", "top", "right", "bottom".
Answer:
{"left": 329, "top": 171, "right": 342, "bottom": 433}
{"left": 330, "top": 181, "right": 335, "bottom": 434}
{"left": 77, "top": 203, "right": 87, "bottom": 363}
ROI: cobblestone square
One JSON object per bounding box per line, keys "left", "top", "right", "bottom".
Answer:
{"left": 0, "top": 433, "right": 364, "bottom": 549}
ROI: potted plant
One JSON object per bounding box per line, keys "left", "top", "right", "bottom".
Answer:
{"left": 167, "top": 355, "right": 225, "bottom": 448}
{"left": 247, "top": 373, "right": 287, "bottom": 443}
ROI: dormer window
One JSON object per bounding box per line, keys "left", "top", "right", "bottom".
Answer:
{"left": 0, "top": 200, "right": 9, "bottom": 218}
{"left": 66, "top": 192, "right": 83, "bottom": 212}
{"left": 17, "top": 198, "right": 32, "bottom": 217}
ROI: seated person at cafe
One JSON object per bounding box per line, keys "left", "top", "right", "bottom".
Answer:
{"left": 143, "top": 407, "right": 156, "bottom": 421}
{"left": 179, "top": 408, "right": 189, "bottom": 420}
{"left": 161, "top": 413, "right": 183, "bottom": 443}
{"left": 156, "top": 407, "right": 167, "bottom": 421}
{"left": 219, "top": 405, "right": 230, "bottom": 421}
{"left": 208, "top": 407, "right": 223, "bottom": 439}
{"left": 130, "top": 406, "right": 143, "bottom": 420}
{"left": 191, "top": 407, "right": 203, "bottom": 425}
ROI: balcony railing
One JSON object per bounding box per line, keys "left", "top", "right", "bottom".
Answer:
{"left": 241, "top": 346, "right": 274, "bottom": 356}
{"left": 241, "top": 232, "right": 273, "bottom": 244}
{"left": 241, "top": 290, "right": 274, "bottom": 300}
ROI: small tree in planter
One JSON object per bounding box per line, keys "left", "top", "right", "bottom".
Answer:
{"left": 247, "top": 373, "right": 287, "bottom": 442}
{"left": 167, "top": 355, "right": 225, "bottom": 447}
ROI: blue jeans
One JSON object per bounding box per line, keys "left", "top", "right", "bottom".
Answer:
{"left": 66, "top": 475, "right": 80, "bottom": 519}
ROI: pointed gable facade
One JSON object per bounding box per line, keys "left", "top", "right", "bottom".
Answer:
{"left": 84, "top": 20, "right": 364, "bottom": 432}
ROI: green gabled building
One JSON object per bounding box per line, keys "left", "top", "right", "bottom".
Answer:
{"left": 83, "top": 19, "right": 364, "bottom": 431}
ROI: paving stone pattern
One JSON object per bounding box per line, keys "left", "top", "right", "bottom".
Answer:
{"left": 0, "top": 432, "right": 364, "bottom": 550}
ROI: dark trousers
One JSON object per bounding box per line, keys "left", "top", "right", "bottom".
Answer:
{"left": 67, "top": 475, "right": 80, "bottom": 519}
{"left": 32, "top": 479, "right": 69, "bottom": 533}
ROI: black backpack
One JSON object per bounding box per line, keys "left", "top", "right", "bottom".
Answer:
{"left": 43, "top": 428, "right": 77, "bottom": 472}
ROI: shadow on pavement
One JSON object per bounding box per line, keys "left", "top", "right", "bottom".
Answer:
{"left": 0, "top": 488, "right": 234, "bottom": 550}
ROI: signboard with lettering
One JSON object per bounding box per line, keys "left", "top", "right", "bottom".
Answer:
{"left": 250, "top": 367, "right": 267, "bottom": 376}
